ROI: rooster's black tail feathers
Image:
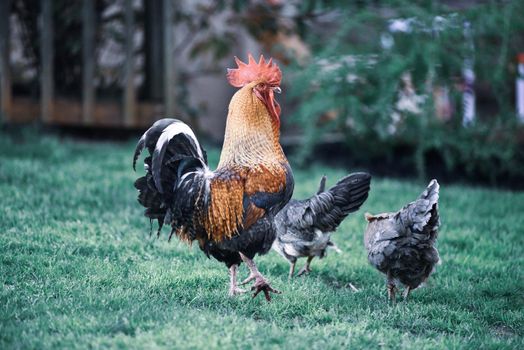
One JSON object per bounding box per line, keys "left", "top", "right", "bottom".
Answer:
{"left": 133, "top": 118, "right": 208, "bottom": 236}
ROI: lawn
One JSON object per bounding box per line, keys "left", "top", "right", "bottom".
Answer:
{"left": 0, "top": 128, "right": 523, "bottom": 349}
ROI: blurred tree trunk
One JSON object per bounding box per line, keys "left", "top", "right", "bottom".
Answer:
{"left": 123, "top": 0, "right": 135, "bottom": 126}
{"left": 0, "top": 0, "right": 12, "bottom": 123}
{"left": 144, "top": 0, "right": 164, "bottom": 101}
{"left": 163, "top": 0, "right": 175, "bottom": 117}
{"left": 40, "top": 0, "right": 53, "bottom": 123}
{"left": 82, "top": 0, "right": 95, "bottom": 124}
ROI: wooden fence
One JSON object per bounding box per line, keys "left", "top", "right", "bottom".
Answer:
{"left": 0, "top": 0, "right": 176, "bottom": 128}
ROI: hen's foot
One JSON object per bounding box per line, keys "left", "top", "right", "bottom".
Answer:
{"left": 297, "top": 265, "right": 312, "bottom": 276}
{"left": 387, "top": 283, "right": 397, "bottom": 303}
{"left": 288, "top": 262, "right": 296, "bottom": 279}
{"left": 251, "top": 274, "right": 281, "bottom": 302}
{"left": 387, "top": 272, "right": 396, "bottom": 303}
{"left": 297, "top": 256, "right": 314, "bottom": 277}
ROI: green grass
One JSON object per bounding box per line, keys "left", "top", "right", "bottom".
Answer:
{"left": 1, "top": 128, "right": 523, "bottom": 349}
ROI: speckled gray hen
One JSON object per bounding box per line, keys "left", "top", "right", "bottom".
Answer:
{"left": 273, "top": 173, "right": 371, "bottom": 277}
{"left": 364, "top": 179, "right": 440, "bottom": 301}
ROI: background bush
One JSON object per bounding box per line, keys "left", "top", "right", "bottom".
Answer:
{"left": 285, "top": 0, "right": 524, "bottom": 185}
{"left": 8, "top": 0, "right": 524, "bottom": 186}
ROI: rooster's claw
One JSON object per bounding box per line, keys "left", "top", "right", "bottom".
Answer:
{"left": 251, "top": 282, "right": 281, "bottom": 302}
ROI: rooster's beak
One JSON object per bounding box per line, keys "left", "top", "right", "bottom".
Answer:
{"left": 273, "top": 86, "right": 282, "bottom": 94}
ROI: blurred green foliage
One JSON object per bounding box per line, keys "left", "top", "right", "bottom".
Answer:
{"left": 9, "top": 0, "right": 524, "bottom": 184}
{"left": 284, "top": 0, "right": 524, "bottom": 184}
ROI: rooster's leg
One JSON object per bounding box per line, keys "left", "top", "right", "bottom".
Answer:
{"left": 239, "top": 270, "right": 257, "bottom": 285}
{"left": 297, "top": 256, "right": 314, "bottom": 276}
{"left": 228, "top": 264, "right": 246, "bottom": 297}
{"left": 239, "top": 252, "right": 281, "bottom": 302}
{"left": 387, "top": 272, "right": 396, "bottom": 303}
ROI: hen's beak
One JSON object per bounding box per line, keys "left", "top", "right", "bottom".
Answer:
{"left": 273, "top": 86, "right": 282, "bottom": 94}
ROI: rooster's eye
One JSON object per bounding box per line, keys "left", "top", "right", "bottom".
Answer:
{"left": 257, "top": 83, "right": 266, "bottom": 89}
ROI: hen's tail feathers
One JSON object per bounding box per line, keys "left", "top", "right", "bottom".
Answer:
{"left": 317, "top": 175, "right": 327, "bottom": 194}
{"left": 314, "top": 172, "right": 372, "bottom": 232}
{"left": 397, "top": 179, "right": 440, "bottom": 234}
{"left": 133, "top": 119, "right": 208, "bottom": 235}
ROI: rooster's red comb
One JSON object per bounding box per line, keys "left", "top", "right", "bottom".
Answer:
{"left": 227, "top": 54, "right": 282, "bottom": 88}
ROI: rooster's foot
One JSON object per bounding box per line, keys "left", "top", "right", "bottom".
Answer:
{"left": 228, "top": 264, "right": 246, "bottom": 297}
{"left": 239, "top": 272, "right": 257, "bottom": 286}
{"left": 228, "top": 286, "right": 247, "bottom": 297}
{"left": 239, "top": 252, "right": 281, "bottom": 302}
{"left": 251, "top": 275, "right": 281, "bottom": 302}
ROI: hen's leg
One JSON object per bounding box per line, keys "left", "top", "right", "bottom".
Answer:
{"left": 297, "top": 256, "right": 314, "bottom": 276}
{"left": 402, "top": 286, "right": 411, "bottom": 300}
{"left": 288, "top": 261, "right": 296, "bottom": 279}
{"left": 228, "top": 264, "right": 246, "bottom": 296}
{"left": 387, "top": 271, "right": 396, "bottom": 303}
{"left": 239, "top": 252, "right": 281, "bottom": 302}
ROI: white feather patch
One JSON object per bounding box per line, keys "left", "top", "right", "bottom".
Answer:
{"left": 155, "top": 121, "right": 204, "bottom": 159}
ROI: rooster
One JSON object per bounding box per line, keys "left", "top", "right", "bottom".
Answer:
{"left": 364, "top": 180, "right": 440, "bottom": 301}
{"left": 133, "top": 55, "right": 293, "bottom": 301}
{"left": 273, "top": 173, "right": 371, "bottom": 278}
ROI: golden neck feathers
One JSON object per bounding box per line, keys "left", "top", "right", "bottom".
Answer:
{"left": 218, "top": 82, "right": 285, "bottom": 169}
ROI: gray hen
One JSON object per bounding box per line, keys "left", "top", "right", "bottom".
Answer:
{"left": 364, "top": 179, "right": 440, "bottom": 301}
{"left": 273, "top": 172, "right": 371, "bottom": 277}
